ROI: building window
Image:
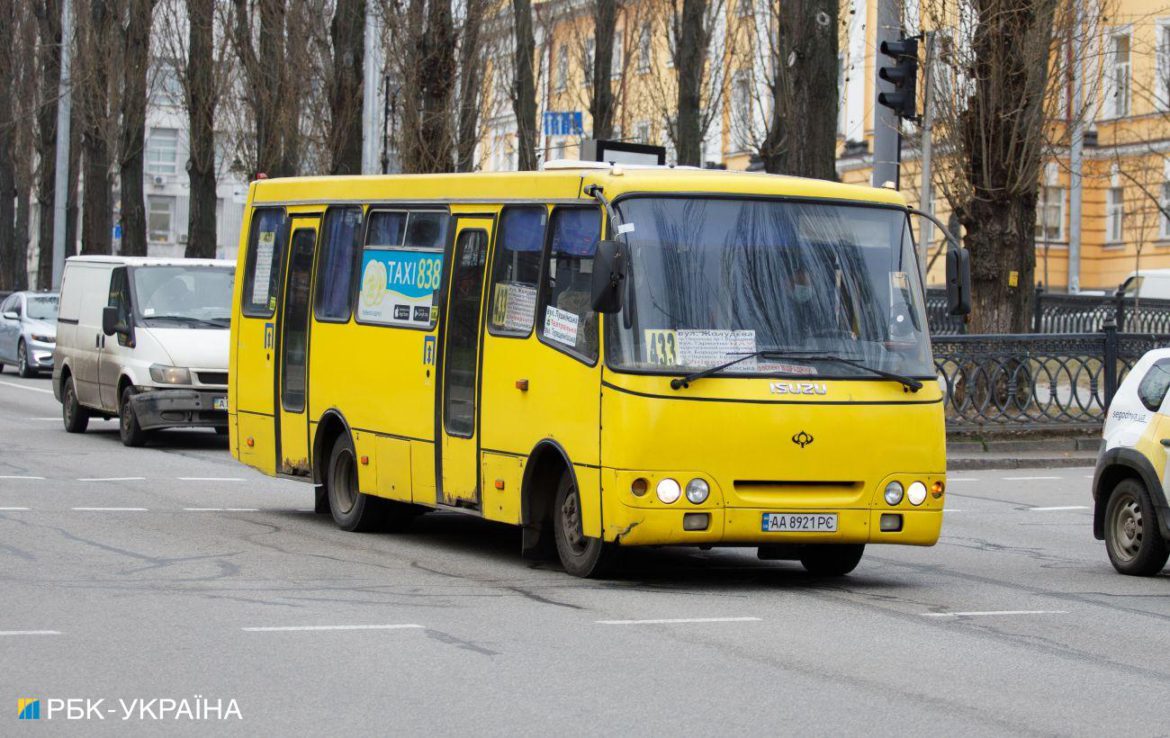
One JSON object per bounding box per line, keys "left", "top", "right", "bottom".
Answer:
{"left": 1035, "top": 187, "right": 1065, "bottom": 242}
{"left": 584, "top": 38, "right": 595, "bottom": 86}
{"left": 1107, "top": 33, "right": 1131, "bottom": 118}
{"left": 1158, "top": 22, "right": 1170, "bottom": 111}
{"left": 732, "top": 71, "right": 752, "bottom": 148}
{"left": 147, "top": 196, "right": 175, "bottom": 243}
{"left": 612, "top": 32, "right": 622, "bottom": 79}
{"left": 1161, "top": 183, "right": 1170, "bottom": 239}
{"left": 666, "top": 21, "right": 676, "bottom": 69}
{"left": 556, "top": 45, "right": 568, "bottom": 92}
{"left": 146, "top": 128, "right": 178, "bottom": 175}
{"left": 634, "top": 121, "right": 651, "bottom": 144}
{"left": 1106, "top": 187, "right": 1125, "bottom": 244}
{"left": 638, "top": 24, "right": 651, "bottom": 74}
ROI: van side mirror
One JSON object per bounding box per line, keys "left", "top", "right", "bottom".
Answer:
{"left": 102, "top": 306, "right": 126, "bottom": 337}
{"left": 591, "top": 239, "right": 627, "bottom": 314}
{"left": 946, "top": 247, "right": 971, "bottom": 316}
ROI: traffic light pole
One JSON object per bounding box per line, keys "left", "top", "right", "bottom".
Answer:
{"left": 872, "top": 0, "right": 902, "bottom": 189}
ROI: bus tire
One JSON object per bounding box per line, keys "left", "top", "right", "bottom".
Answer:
{"left": 553, "top": 470, "right": 616, "bottom": 578}
{"left": 799, "top": 544, "right": 864, "bottom": 576}
{"left": 62, "top": 374, "right": 90, "bottom": 433}
{"left": 1104, "top": 478, "right": 1169, "bottom": 576}
{"left": 326, "top": 433, "right": 385, "bottom": 532}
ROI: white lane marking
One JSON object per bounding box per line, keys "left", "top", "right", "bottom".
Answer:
{"left": 177, "top": 477, "right": 244, "bottom": 482}
{"left": 0, "top": 380, "right": 53, "bottom": 394}
{"left": 946, "top": 478, "right": 979, "bottom": 482}
{"left": 1002, "top": 476, "right": 1062, "bottom": 481}
{"left": 184, "top": 507, "right": 260, "bottom": 512}
{"left": 923, "top": 610, "right": 1068, "bottom": 618}
{"left": 77, "top": 477, "right": 145, "bottom": 482}
{"left": 596, "top": 617, "right": 763, "bottom": 625}
{"left": 0, "top": 507, "right": 31, "bottom": 511}
{"left": 71, "top": 507, "right": 148, "bottom": 512}
{"left": 1029, "top": 506, "right": 1090, "bottom": 512}
{"left": 0, "top": 475, "right": 45, "bottom": 480}
{"left": 943, "top": 508, "right": 963, "bottom": 512}
{"left": 0, "top": 630, "right": 61, "bottom": 636}
{"left": 242, "top": 624, "right": 425, "bottom": 632}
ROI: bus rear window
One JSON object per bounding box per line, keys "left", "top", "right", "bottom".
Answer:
{"left": 242, "top": 208, "right": 287, "bottom": 317}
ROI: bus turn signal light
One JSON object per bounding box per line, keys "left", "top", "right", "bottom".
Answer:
{"left": 515, "top": 379, "right": 529, "bottom": 391}
{"left": 495, "top": 479, "right": 505, "bottom": 490}
{"left": 932, "top": 481, "right": 945, "bottom": 498}
{"left": 631, "top": 478, "right": 648, "bottom": 497}
{"left": 245, "top": 437, "right": 254, "bottom": 448}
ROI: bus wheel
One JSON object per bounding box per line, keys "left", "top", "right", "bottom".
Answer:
{"left": 326, "top": 434, "right": 384, "bottom": 532}
{"left": 1105, "top": 478, "right": 1169, "bottom": 576}
{"left": 799, "top": 544, "right": 864, "bottom": 576}
{"left": 553, "top": 471, "right": 616, "bottom": 578}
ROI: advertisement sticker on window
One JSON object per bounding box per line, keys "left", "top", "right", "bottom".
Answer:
{"left": 251, "top": 230, "right": 276, "bottom": 306}
{"left": 543, "top": 306, "right": 580, "bottom": 346}
{"left": 675, "top": 329, "right": 757, "bottom": 367}
{"left": 493, "top": 281, "right": 537, "bottom": 331}
{"left": 358, "top": 248, "right": 444, "bottom": 327}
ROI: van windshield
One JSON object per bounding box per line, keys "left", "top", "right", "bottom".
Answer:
{"left": 132, "top": 266, "right": 235, "bottom": 328}
{"left": 605, "top": 197, "right": 934, "bottom": 380}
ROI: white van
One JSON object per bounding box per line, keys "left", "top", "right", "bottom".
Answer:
{"left": 52, "top": 256, "right": 235, "bottom": 446}
{"left": 1118, "top": 269, "right": 1170, "bottom": 300}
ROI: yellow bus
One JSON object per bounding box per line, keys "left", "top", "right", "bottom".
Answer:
{"left": 228, "top": 164, "right": 969, "bottom": 577}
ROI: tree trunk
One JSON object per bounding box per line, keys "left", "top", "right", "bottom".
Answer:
{"left": 510, "top": 0, "right": 537, "bottom": 171}
{"left": 35, "top": 0, "right": 62, "bottom": 287}
{"left": 80, "top": 0, "right": 112, "bottom": 256}
{"left": 963, "top": 195, "right": 1036, "bottom": 333}
{"left": 398, "top": 0, "right": 425, "bottom": 172}
{"left": 185, "top": 0, "right": 217, "bottom": 259}
{"left": 590, "top": 0, "right": 615, "bottom": 139}
{"left": 65, "top": 100, "right": 80, "bottom": 258}
{"left": 329, "top": 0, "right": 364, "bottom": 175}
{"left": 13, "top": 182, "right": 29, "bottom": 289}
{"left": 119, "top": 0, "right": 153, "bottom": 257}
{"left": 420, "top": 0, "right": 455, "bottom": 172}
{"left": 454, "top": 0, "right": 486, "bottom": 172}
{"left": 0, "top": 0, "right": 17, "bottom": 289}
{"left": 675, "top": 0, "right": 707, "bottom": 166}
{"left": 763, "top": 0, "right": 837, "bottom": 180}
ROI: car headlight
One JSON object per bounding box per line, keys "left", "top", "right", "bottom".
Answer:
{"left": 884, "top": 481, "right": 904, "bottom": 506}
{"left": 149, "top": 364, "right": 191, "bottom": 384}
{"left": 656, "top": 478, "right": 681, "bottom": 504}
{"left": 31, "top": 334, "right": 55, "bottom": 343}
{"left": 907, "top": 481, "right": 928, "bottom": 506}
{"left": 685, "top": 478, "right": 710, "bottom": 504}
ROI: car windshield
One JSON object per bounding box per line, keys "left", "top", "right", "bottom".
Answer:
{"left": 605, "top": 197, "right": 934, "bottom": 379}
{"left": 132, "top": 266, "right": 234, "bottom": 328}
{"left": 26, "top": 295, "right": 59, "bottom": 321}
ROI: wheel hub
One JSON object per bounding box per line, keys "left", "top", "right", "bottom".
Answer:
{"left": 1112, "top": 495, "right": 1143, "bottom": 561}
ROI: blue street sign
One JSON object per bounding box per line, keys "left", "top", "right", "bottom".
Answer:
{"left": 113, "top": 224, "right": 122, "bottom": 240}
{"left": 543, "top": 111, "right": 583, "bottom": 136}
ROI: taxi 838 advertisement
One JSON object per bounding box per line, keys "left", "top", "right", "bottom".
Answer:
{"left": 358, "top": 249, "right": 444, "bottom": 327}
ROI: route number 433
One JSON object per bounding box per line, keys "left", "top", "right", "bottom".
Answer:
{"left": 644, "top": 329, "right": 679, "bottom": 366}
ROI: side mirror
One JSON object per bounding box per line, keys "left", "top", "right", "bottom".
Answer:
{"left": 1, "top": 311, "right": 17, "bottom": 321}
{"left": 102, "top": 306, "right": 123, "bottom": 337}
{"left": 591, "top": 239, "right": 627, "bottom": 314}
{"left": 946, "top": 247, "right": 971, "bottom": 316}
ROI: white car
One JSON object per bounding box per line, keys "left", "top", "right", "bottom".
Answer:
{"left": 52, "top": 256, "right": 235, "bottom": 446}
{"left": 0, "top": 291, "right": 58, "bottom": 377}
{"left": 1094, "top": 348, "right": 1170, "bottom": 575}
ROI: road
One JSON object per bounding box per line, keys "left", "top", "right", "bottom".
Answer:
{"left": 0, "top": 370, "right": 1168, "bottom": 736}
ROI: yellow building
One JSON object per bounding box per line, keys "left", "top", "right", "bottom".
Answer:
{"left": 480, "top": 0, "right": 1170, "bottom": 292}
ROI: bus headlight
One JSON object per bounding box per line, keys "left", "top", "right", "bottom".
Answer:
{"left": 907, "top": 481, "right": 928, "bottom": 506}
{"left": 685, "top": 478, "right": 709, "bottom": 504}
{"left": 884, "top": 481, "right": 904, "bottom": 506}
{"left": 149, "top": 364, "right": 191, "bottom": 385}
{"left": 656, "top": 478, "right": 681, "bottom": 504}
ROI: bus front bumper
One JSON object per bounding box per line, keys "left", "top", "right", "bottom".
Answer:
{"left": 603, "top": 502, "right": 942, "bottom": 547}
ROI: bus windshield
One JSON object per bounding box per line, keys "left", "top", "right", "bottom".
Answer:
{"left": 132, "top": 266, "right": 235, "bottom": 329}
{"left": 606, "top": 197, "right": 934, "bottom": 379}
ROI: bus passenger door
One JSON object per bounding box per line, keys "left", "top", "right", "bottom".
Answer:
{"left": 439, "top": 217, "right": 493, "bottom": 507}
{"left": 276, "top": 218, "right": 320, "bottom": 476}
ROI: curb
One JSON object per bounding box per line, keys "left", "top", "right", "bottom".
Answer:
{"left": 947, "top": 455, "right": 1097, "bottom": 471}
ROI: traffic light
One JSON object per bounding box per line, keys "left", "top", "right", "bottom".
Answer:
{"left": 878, "top": 38, "right": 919, "bottom": 120}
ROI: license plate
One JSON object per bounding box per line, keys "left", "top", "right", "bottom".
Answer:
{"left": 761, "top": 513, "right": 838, "bottom": 533}
{"left": 212, "top": 397, "right": 228, "bottom": 410}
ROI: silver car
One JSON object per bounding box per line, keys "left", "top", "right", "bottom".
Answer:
{"left": 0, "top": 291, "right": 59, "bottom": 377}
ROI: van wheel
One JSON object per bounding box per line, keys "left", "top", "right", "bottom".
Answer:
{"left": 1105, "top": 479, "right": 1170, "bottom": 576}
{"left": 17, "top": 341, "right": 36, "bottom": 378}
{"left": 800, "top": 544, "right": 865, "bottom": 576}
{"left": 61, "top": 376, "right": 89, "bottom": 433}
{"left": 553, "top": 471, "right": 617, "bottom": 578}
{"left": 326, "top": 434, "right": 385, "bottom": 532}
{"left": 119, "top": 387, "right": 149, "bottom": 447}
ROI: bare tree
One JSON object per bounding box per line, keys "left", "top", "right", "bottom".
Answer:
{"left": 454, "top": 0, "right": 488, "bottom": 171}
{"left": 77, "top": 0, "right": 116, "bottom": 255}
{"left": 119, "top": 0, "right": 155, "bottom": 257}
{"left": 511, "top": 0, "right": 537, "bottom": 170}
{"left": 34, "top": 0, "right": 63, "bottom": 285}
{"left": 328, "top": 0, "right": 364, "bottom": 174}
{"left": 186, "top": 0, "right": 219, "bottom": 257}
{"left": 589, "top": 0, "right": 615, "bottom": 139}
{"left": 0, "top": 0, "right": 19, "bottom": 288}
{"left": 11, "top": 2, "right": 36, "bottom": 285}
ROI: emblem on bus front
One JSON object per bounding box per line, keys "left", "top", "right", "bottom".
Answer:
{"left": 792, "top": 431, "right": 814, "bottom": 448}
{"left": 770, "top": 381, "right": 827, "bottom": 395}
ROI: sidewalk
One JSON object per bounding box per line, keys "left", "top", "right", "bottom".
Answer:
{"left": 947, "top": 438, "right": 1100, "bottom": 470}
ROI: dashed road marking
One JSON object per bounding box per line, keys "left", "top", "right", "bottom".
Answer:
{"left": 923, "top": 610, "right": 1068, "bottom": 618}
{"left": 1028, "top": 506, "right": 1090, "bottom": 511}
{"left": 0, "top": 380, "right": 53, "bottom": 394}
{"left": 943, "top": 508, "right": 963, "bottom": 512}
{"left": 0, "top": 507, "right": 31, "bottom": 511}
{"left": 596, "top": 617, "right": 762, "bottom": 625}
{"left": 178, "top": 477, "right": 244, "bottom": 482}
{"left": 71, "top": 507, "right": 148, "bottom": 512}
{"left": 946, "top": 478, "right": 979, "bottom": 482}
{"left": 77, "top": 477, "right": 146, "bottom": 482}
{"left": 1002, "top": 476, "right": 1062, "bottom": 481}
{"left": 184, "top": 507, "right": 260, "bottom": 512}
{"left": 0, "top": 630, "right": 61, "bottom": 636}
{"left": 0, "top": 475, "right": 44, "bottom": 480}
{"left": 242, "top": 624, "right": 425, "bottom": 633}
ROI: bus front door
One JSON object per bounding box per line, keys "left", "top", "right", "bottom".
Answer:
{"left": 438, "top": 217, "right": 493, "bottom": 507}
{"left": 276, "top": 217, "right": 320, "bottom": 476}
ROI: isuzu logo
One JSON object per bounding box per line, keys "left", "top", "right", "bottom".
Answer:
{"left": 792, "top": 431, "right": 815, "bottom": 448}
{"left": 769, "top": 381, "right": 827, "bottom": 395}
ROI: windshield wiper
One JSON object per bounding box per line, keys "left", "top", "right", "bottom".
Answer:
{"left": 145, "top": 314, "right": 225, "bottom": 328}
{"left": 669, "top": 349, "right": 924, "bottom": 392}
{"left": 670, "top": 350, "right": 781, "bottom": 390}
{"left": 786, "top": 353, "right": 923, "bottom": 392}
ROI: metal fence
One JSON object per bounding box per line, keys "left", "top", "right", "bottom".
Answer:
{"left": 926, "top": 288, "right": 1170, "bottom": 335}
{"left": 932, "top": 328, "right": 1169, "bottom": 429}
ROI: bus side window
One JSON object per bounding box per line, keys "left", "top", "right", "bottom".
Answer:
{"left": 242, "top": 208, "right": 288, "bottom": 317}
{"left": 314, "top": 207, "right": 363, "bottom": 322}
{"left": 537, "top": 207, "right": 601, "bottom": 362}
{"left": 488, "top": 206, "right": 545, "bottom": 336}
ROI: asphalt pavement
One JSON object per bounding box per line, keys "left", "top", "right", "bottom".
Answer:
{"left": 1, "top": 370, "right": 1168, "bottom": 736}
